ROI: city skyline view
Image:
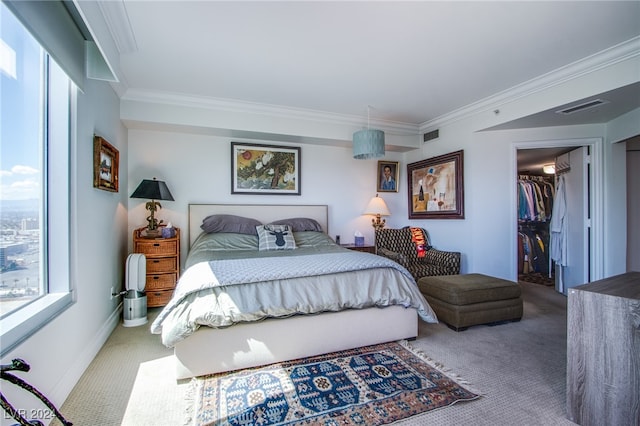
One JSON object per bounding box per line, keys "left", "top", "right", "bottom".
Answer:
{"left": 1, "top": 1, "right": 42, "bottom": 202}
{"left": 1, "top": 2, "right": 44, "bottom": 316}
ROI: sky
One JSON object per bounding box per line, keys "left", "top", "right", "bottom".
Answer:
{"left": 1, "top": 2, "right": 42, "bottom": 202}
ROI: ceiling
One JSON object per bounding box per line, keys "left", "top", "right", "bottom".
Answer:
{"left": 93, "top": 1, "right": 640, "bottom": 130}
{"left": 516, "top": 147, "right": 574, "bottom": 174}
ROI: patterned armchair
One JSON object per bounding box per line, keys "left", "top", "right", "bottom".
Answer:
{"left": 375, "top": 227, "right": 460, "bottom": 280}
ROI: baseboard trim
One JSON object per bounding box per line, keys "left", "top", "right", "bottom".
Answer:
{"left": 50, "top": 303, "right": 122, "bottom": 404}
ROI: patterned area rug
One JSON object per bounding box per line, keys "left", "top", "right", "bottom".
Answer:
{"left": 187, "top": 341, "right": 480, "bottom": 426}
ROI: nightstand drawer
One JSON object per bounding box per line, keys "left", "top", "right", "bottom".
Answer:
{"left": 147, "top": 289, "right": 174, "bottom": 307}
{"left": 146, "top": 257, "right": 177, "bottom": 273}
{"left": 135, "top": 239, "right": 178, "bottom": 256}
{"left": 133, "top": 227, "right": 180, "bottom": 308}
{"left": 145, "top": 273, "right": 178, "bottom": 290}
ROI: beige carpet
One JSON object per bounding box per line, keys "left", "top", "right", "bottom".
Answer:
{"left": 53, "top": 281, "right": 574, "bottom": 426}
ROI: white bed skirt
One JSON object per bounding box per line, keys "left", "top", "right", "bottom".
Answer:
{"left": 174, "top": 305, "right": 418, "bottom": 379}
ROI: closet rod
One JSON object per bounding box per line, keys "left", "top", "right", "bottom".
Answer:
{"left": 518, "top": 174, "right": 552, "bottom": 181}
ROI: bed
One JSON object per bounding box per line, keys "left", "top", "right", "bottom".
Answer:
{"left": 151, "top": 203, "right": 438, "bottom": 379}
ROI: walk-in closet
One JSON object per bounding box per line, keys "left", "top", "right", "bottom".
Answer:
{"left": 517, "top": 145, "right": 593, "bottom": 294}
{"left": 516, "top": 147, "right": 574, "bottom": 288}
{"left": 517, "top": 174, "right": 555, "bottom": 285}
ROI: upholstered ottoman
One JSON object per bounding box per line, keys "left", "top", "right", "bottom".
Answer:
{"left": 418, "top": 273, "right": 523, "bottom": 331}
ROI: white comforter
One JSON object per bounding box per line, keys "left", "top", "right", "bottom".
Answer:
{"left": 151, "top": 249, "right": 437, "bottom": 347}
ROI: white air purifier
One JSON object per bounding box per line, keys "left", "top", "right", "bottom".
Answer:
{"left": 123, "top": 253, "right": 147, "bottom": 327}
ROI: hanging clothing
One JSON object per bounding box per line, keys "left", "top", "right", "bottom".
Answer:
{"left": 517, "top": 175, "right": 555, "bottom": 280}
{"left": 550, "top": 175, "right": 567, "bottom": 266}
{"left": 517, "top": 177, "right": 555, "bottom": 222}
{"left": 518, "top": 223, "right": 550, "bottom": 275}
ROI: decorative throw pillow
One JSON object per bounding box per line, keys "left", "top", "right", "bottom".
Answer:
{"left": 270, "top": 217, "right": 323, "bottom": 232}
{"left": 378, "top": 248, "right": 408, "bottom": 268}
{"left": 256, "top": 224, "right": 296, "bottom": 251}
{"left": 201, "top": 214, "right": 262, "bottom": 235}
{"left": 410, "top": 227, "right": 428, "bottom": 258}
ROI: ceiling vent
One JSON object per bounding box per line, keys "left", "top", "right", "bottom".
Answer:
{"left": 556, "top": 99, "right": 609, "bottom": 115}
{"left": 423, "top": 129, "right": 439, "bottom": 142}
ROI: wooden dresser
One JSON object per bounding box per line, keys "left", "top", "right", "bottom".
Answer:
{"left": 566, "top": 271, "right": 640, "bottom": 426}
{"left": 133, "top": 227, "right": 180, "bottom": 307}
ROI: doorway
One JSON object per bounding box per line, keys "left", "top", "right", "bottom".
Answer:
{"left": 626, "top": 137, "right": 640, "bottom": 272}
{"left": 516, "top": 148, "right": 564, "bottom": 287}
{"left": 512, "top": 138, "right": 604, "bottom": 292}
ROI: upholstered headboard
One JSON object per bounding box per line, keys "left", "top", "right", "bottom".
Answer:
{"left": 188, "top": 204, "right": 329, "bottom": 247}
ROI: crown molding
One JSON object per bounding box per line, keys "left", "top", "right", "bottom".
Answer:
{"left": 97, "top": 0, "right": 137, "bottom": 54}
{"left": 419, "top": 36, "right": 640, "bottom": 132}
{"left": 121, "top": 89, "right": 421, "bottom": 135}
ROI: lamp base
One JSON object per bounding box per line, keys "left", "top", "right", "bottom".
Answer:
{"left": 141, "top": 228, "right": 162, "bottom": 238}
{"left": 371, "top": 215, "right": 386, "bottom": 231}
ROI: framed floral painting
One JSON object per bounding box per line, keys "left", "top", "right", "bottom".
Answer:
{"left": 231, "top": 142, "right": 301, "bottom": 195}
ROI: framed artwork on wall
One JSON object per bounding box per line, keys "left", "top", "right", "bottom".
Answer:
{"left": 377, "top": 160, "right": 399, "bottom": 193}
{"left": 407, "top": 150, "right": 464, "bottom": 219}
{"left": 231, "top": 142, "right": 301, "bottom": 195}
{"left": 93, "top": 135, "right": 119, "bottom": 192}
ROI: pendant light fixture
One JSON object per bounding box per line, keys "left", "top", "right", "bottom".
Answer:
{"left": 353, "top": 106, "right": 385, "bottom": 159}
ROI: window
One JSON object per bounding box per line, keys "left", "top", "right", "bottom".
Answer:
{"left": 1, "top": 1, "right": 73, "bottom": 356}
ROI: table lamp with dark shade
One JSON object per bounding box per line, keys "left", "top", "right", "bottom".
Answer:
{"left": 130, "top": 177, "right": 174, "bottom": 238}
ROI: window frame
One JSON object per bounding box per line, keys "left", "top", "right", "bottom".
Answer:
{"left": 0, "top": 5, "right": 74, "bottom": 357}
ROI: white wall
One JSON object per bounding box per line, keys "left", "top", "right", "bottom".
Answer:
{"left": 399, "top": 110, "right": 636, "bottom": 282}
{"left": 396, "top": 58, "right": 640, "bottom": 280}
{"left": 607, "top": 107, "right": 640, "bottom": 144}
{"left": 627, "top": 138, "right": 640, "bottom": 272}
{"left": 606, "top": 108, "right": 640, "bottom": 274}
{"left": 127, "top": 130, "right": 405, "bottom": 267}
{"left": 1, "top": 77, "right": 127, "bottom": 424}
{"left": 401, "top": 123, "right": 610, "bottom": 281}
{"left": 127, "top": 116, "right": 628, "bottom": 284}
{"left": 125, "top": 107, "right": 636, "bottom": 285}
{"left": 124, "top": 43, "right": 638, "bottom": 281}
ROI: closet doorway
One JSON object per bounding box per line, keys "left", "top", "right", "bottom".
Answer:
{"left": 517, "top": 147, "right": 569, "bottom": 288}
{"left": 513, "top": 138, "right": 604, "bottom": 294}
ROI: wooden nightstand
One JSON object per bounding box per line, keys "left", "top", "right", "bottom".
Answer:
{"left": 133, "top": 227, "right": 180, "bottom": 307}
{"left": 341, "top": 244, "right": 376, "bottom": 254}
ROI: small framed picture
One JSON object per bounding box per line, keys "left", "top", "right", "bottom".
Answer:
{"left": 377, "top": 161, "right": 399, "bottom": 193}
{"left": 93, "top": 135, "right": 119, "bottom": 192}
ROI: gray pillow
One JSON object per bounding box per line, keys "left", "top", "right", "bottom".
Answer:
{"left": 270, "top": 217, "right": 322, "bottom": 232}
{"left": 201, "top": 214, "right": 262, "bottom": 235}
{"left": 293, "top": 231, "right": 335, "bottom": 247}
